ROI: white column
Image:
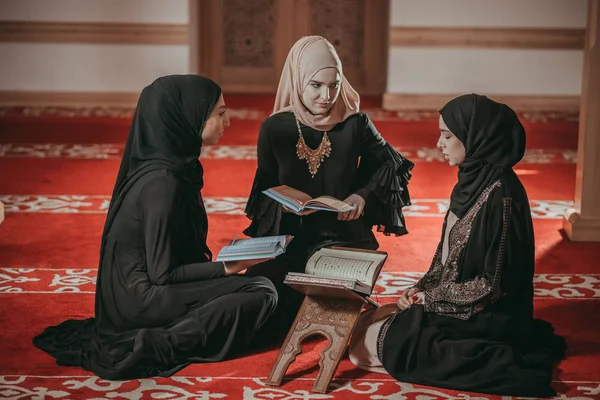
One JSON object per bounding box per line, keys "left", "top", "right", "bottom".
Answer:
{"left": 563, "top": 0, "right": 600, "bottom": 241}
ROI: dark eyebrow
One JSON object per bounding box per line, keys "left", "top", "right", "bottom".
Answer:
{"left": 217, "top": 105, "right": 226, "bottom": 110}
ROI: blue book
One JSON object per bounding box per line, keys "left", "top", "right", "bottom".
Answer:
{"left": 215, "top": 235, "right": 293, "bottom": 262}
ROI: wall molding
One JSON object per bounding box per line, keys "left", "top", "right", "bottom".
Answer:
{"left": 382, "top": 92, "right": 581, "bottom": 112}
{"left": 0, "top": 91, "right": 139, "bottom": 108}
{"left": 0, "top": 91, "right": 581, "bottom": 113}
{"left": 389, "top": 27, "right": 585, "bottom": 49}
{"left": 0, "top": 21, "right": 188, "bottom": 45}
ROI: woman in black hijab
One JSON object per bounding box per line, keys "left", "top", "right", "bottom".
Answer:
{"left": 348, "top": 94, "right": 565, "bottom": 397}
{"left": 33, "top": 75, "right": 278, "bottom": 380}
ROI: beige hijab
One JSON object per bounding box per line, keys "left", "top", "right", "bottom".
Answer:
{"left": 272, "top": 36, "right": 360, "bottom": 132}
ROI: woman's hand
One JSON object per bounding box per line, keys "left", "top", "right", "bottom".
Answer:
{"left": 338, "top": 194, "right": 365, "bottom": 221}
{"left": 411, "top": 292, "right": 425, "bottom": 305}
{"left": 397, "top": 287, "right": 422, "bottom": 310}
{"left": 222, "top": 259, "right": 270, "bottom": 275}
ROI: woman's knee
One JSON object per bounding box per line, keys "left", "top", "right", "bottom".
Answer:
{"left": 248, "top": 276, "right": 278, "bottom": 305}
{"left": 248, "top": 275, "right": 275, "bottom": 291}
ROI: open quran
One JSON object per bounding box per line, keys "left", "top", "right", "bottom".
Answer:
{"left": 215, "top": 235, "right": 293, "bottom": 262}
{"left": 269, "top": 246, "right": 387, "bottom": 392}
{"left": 262, "top": 185, "right": 355, "bottom": 214}
{"left": 284, "top": 247, "right": 387, "bottom": 302}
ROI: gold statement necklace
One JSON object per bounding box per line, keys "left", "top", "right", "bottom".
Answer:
{"left": 295, "top": 118, "right": 332, "bottom": 178}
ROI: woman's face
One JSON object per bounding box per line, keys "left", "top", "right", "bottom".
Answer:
{"left": 301, "top": 67, "right": 341, "bottom": 116}
{"left": 201, "top": 94, "right": 230, "bottom": 145}
{"left": 437, "top": 115, "right": 466, "bottom": 167}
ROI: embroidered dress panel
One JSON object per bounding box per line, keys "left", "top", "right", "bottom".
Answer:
{"left": 421, "top": 180, "right": 504, "bottom": 319}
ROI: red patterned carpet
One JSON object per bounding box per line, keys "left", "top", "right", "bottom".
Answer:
{"left": 0, "top": 101, "right": 599, "bottom": 399}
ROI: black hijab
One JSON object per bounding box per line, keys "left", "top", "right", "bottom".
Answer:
{"left": 102, "top": 74, "right": 222, "bottom": 239}
{"left": 440, "top": 94, "right": 526, "bottom": 218}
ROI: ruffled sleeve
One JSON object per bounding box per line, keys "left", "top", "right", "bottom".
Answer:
{"left": 354, "top": 114, "right": 414, "bottom": 236}
{"left": 243, "top": 120, "right": 283, "bottom": 237}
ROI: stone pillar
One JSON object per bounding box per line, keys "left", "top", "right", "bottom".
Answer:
{"left": 563, "top": 0, "right": 600, "bottom": 241}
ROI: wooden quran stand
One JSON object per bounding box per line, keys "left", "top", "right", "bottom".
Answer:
{"left": 265, "top": 290, "right": 376, "bottom": 394}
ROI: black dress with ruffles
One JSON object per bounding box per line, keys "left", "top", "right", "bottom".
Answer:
{"left": 243, "top": 111, "right": 414, "bottom": 341}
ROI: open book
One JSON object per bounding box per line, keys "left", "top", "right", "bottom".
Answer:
{"left": 215, "top": 235, "right": 293, "bottom": 262}
{"left": 284, "top": 247, "right": 387, "bottom": 301}
{"left": 262, "top": 185, "right": 355, "bottom": 214}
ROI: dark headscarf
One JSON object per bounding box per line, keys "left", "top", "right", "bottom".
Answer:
{"left": 440, "top": 94, "right": 526, "bottom": 218}
{"left": 102, "top": 74, "right": 222, "bottom": 239}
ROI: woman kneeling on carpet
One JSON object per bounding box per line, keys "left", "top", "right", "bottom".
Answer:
{"left": 33, "top": 75, "right": 278, "bottom": 380}
{"left": 242, "top": 35, "right": 414, "bottom": 342}
{"left": 348, "top": 94, "right": 566, "bottom": 397}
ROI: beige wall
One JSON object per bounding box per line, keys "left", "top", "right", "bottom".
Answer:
{"left": 390, "top": 0, "right": 586, "bottom": 28}
{"left": 387, "top": 0, "right": 587, "bottom": 97}
{"left": 0, "top": 0, "right": 189, "bottom": 94}
{"left": 0, "top": 0, "right": 188, "bottom": 23}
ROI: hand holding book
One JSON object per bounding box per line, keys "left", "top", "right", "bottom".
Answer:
{"left": 337, "top": 194, "right": 365, "bottom": 221}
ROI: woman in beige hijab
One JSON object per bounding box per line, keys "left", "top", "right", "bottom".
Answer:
{"left": 244, "top": 36, "right": 414, "bottom": 343}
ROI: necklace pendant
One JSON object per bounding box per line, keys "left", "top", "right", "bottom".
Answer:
{"left": 295, "top": 119, "right": 332, "bottom": 178}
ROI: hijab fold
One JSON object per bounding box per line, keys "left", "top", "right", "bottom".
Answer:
{"left": 272, "top": 35, "right": 359, "bottom": 131}
{"left": 440, "top": 94, "right": 526, "bottom": 218}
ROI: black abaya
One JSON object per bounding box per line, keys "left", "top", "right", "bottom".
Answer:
{"left": 380, "top": 173, "right": 565, "bottom": 397}
{"left": 378, "top": 95, "right": 565, "bottom": 397}
{"left": 32, "top": 75, "right": 277, "bottom": 379}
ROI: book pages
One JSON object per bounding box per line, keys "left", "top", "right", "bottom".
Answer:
{"left": 215, "top": 235, "right": 292, "bottom": 261}
{"left": 226, "top": 236, "right": 286, "bottom": 249}
{"left": 305, "top": 248, "right": 387, "bottom": 287}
